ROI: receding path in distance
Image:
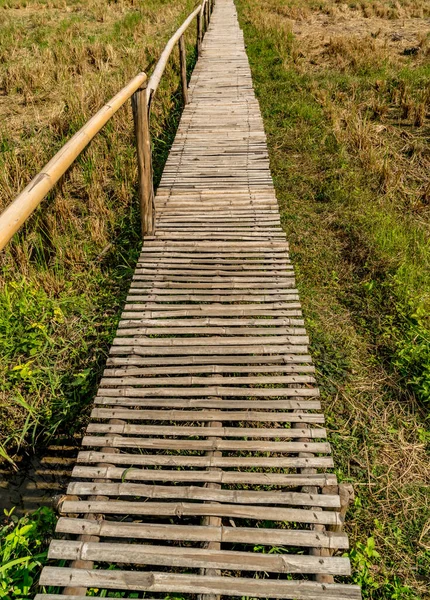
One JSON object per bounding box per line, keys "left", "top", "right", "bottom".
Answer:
{"left": 37, "top": 1, "right": 361, "bottom": 598}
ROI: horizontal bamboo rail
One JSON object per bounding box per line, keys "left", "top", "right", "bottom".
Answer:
{"left": 146, "top": 5, "right": 202, "bottom": 105}
{"left": 0, "top": 73, "right": 147, "bottom": 251}
{"left": 0, "top": 0, "right": 214, "bottom": 250}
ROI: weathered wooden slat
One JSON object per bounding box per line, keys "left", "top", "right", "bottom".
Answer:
{"left": 117, "top": 317, "right": 304, "bottom": 327}
{"left": 129, "top": 280, "right": 296, "bottom": 289}
{"left": 112, "top": 334, "right": 307, "bottom": 347}
{"left": 81, "top": 436, "right": 331, "bottom": 454}
{"left": 109, "top": 344, "right": 308, "bottom": 356}
{"left": 134, "top": 268, "right": 294, "bottom": 275}
{"left": 48, "top": 540, "right": 350, "bottom": 574}
{"left": 97, "top": 386, "right": 318, "bottom": 398}
{"left": 71, "top": 466, "right": 337, "bottom": 487}
{"left": 59, "top": 500, "right": 342, "bottom": 524}
{"left": 138, "top": 252, "right": 289, "bottom": 259}
{"left": 121, "top": 307, "right": 303, "bottom": 318}
{"left": 100, "top": 374, "right": 315, "bottom": 386}
{"left": 38, "top": 569, "right": 361, "bottom": 598}
{"left": 94, "top": 398, "right": 321, "bottom": 410}
{"left": 66, "top": 482, "right": 338, "bottom": 507}
{"left": 125, "top": 293, "right": 300, "bottom": 302}
{"left": 106, "top": 354, "right": 313, "bottom": 366}
{"left": 103, "top": 363, "right": 315, "bottom": 375}
{"left": 132, "top": 276, "right": 295, "bottom": 283}
{"left": 98, "top": 385, "right": 317, "bottom": 400}
{"left": 56, "top": 517, "right": 349, "bottom": 548}
{"left": 91, "top": 407, "right": 325, "bottom": 422}
{"left": 136, "top": 259, "right": 292, "bottom": 266}
{"left": 141, "top": 242, "right": 289, "bottom": 250}
{"left": 77, "top": 451, "right": 332, "bottom": 468}
{"left": 86, "top": 423, "right": 326, "bottom": 438}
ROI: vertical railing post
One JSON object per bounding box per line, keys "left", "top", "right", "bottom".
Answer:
{"left": 178, "top": 35, "right": 189, "bottom": 105}
{"left": 204, "top": 2, "right": 209, "bottom": 31}
{"left": 197, "top": 9, "right": 203, "bottom": 57}
{"left": 131, "top": 83, "right": 154, "bottom": 236}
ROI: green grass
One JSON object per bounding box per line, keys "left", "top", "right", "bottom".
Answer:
{"left": 235, "top": 0, "right": 430, "bottom": 596}
{"left": 0, "top": 506, "right": 58, "bottom": 598}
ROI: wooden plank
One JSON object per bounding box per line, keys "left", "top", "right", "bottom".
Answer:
{"left": 72, "top": 466, "right": 337, "bottom": 487}
{"left": 141, "top": 241, "right": 289, "bottom": 249}
{"left": 106, "top": 354, "right": 313, "bottom": 366}
{"left": 85, "top": 423, "right": 326, "bottom": 438}
{"left": 48, "top": 540, "right": 350, "bottom": 574}
{"left": 124, "top": 293, "right": 300, "bottom": 302}
{"left": 59, "top": 500, "right": 342, "bottom": 524}
{"left": 56, "top": 517, "right": 349, "bottom": 548}
{"left": 111, "top": 335, "right": 308, "bottom": 347}
{"left": 117, "top": 318, "right": 306, "bottom": 328}
{"left": 109, "top": 344, "right": 308, "bottom": 356}
{"left": 94, "top": 398, "right": 321, "bottom": 410}
{"left": 120, "top": 306, "right": 303, "bottom": 317}
{"left": 135, "top": 260, "right": 292, "bottom": 268}
{"left": 100, "top": 375, "right": 315, "bottom": 385}
{"left": 38, "top": 569, "right": 361, "bottom": 598}
{"left": 96, "top": 387, "right": 318, "bottom": 398}
{"left": 103, "top": 364, "right": 315, "bottom": 375}
{"left": 77, "top": 451, "right": 332, "bottom": 468}
{"left": 129, "top": 281, "right": 297, "bottom": 289}
{"left": 91, "top": 408, "right": 325, "bottom": 422}
{"left": 67, "top": 482, "right": 338, "bottom": 507}
{"left": 81, "top": 435, "right": 330, "bottom": 453}
{"left": 56, "top": 517, "right": 349, "bottom": 549}
{"left": 131, "top": 275, "right": 295, "bottom": 282}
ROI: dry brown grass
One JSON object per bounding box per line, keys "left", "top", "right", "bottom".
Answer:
{"left": 0, "top": 0, "right": 198, "bottom": 274}
{"left": 251, "top": 0, "right": 430, "bottom": 217}
{"left": 0, "top": 0, "right": 199, "bottom": 457}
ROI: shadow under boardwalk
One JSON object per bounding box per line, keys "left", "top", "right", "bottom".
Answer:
{"left": 36, "top": 0, "right": 361, "bottom": 598}
{"left": 0, "top": 438, "right": 78, "bottom": 515}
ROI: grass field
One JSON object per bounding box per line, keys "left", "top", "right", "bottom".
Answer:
{"left": 235, "top": 0, "right": 430, "bottom": 597}
{"left": 0, "top": 0, "right": 199, "bottom": 463}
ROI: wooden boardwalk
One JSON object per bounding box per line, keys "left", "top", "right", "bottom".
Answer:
{"left": 37, "top": 1, "right": 361, "bottom": 598}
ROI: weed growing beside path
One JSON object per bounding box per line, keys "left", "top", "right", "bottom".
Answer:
{"left": 0, "top": 506, "right": 57, "bottom": 598}
{"left": 0, "top": 0, "right": 198, "bottom": 462}
{"left": 236, "top": 0, "right": 430, "bottom": 597}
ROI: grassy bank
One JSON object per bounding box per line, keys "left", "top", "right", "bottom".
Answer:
{"left": 0, "top": 0, "right": 198, "bottom": 463}
{"left": 235, "top": 0, "right": 430, "bottom": 597}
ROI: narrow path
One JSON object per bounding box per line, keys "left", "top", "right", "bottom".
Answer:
{"left": 37, "top": 1, "right": 361, "bottom": 598}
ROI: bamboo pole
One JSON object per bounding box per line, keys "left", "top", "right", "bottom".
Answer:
{"left": 132, "top": 84, "right": 154, "bottom": 236}
{"left": 0, "top": 72, "right": 147, "bottom": 252}
{"left": 146, "top": 6, "right": 201, "bottom": 106}
{"left": 178, "top": 35, "right": 189, "bottom": 105}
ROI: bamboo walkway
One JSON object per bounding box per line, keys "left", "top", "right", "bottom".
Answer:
{"left": 37, "top": 1, "right": 361, "bottom": 598}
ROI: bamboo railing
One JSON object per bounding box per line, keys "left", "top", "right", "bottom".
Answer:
{"left": 0, "top": 0, "right": 214, "bottom": 251}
